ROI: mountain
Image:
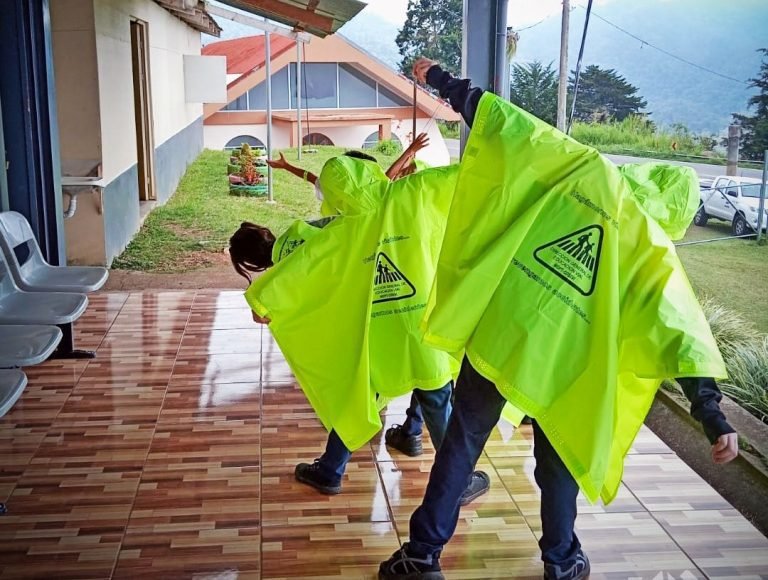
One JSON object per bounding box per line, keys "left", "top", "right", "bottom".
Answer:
{"left": 204, "top": 0, "right": 767, "bottom": 134}
{"left": 511, "top": 0, "right": 767, "bottom": 134}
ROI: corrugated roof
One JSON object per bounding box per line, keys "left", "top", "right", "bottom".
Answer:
{"left": 214, "top": 0, "right": 366, "bottom": 38}
{"left": 202, "top": 35, "right": 296, "bottom": 74}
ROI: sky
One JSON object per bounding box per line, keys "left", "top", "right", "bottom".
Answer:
{"left": 361, "top": 0, "right": 617, "bottom": 28}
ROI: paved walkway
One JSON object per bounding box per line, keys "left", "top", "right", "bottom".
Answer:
{"left": 1, "top": 291, "right": 767, "bottom": 579}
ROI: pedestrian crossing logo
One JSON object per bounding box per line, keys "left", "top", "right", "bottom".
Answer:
{"left": 533, "top": 225, "right": 603, "bottom": 296}
{"left": 373, "top": 253, "right": 415, "bottom": 304}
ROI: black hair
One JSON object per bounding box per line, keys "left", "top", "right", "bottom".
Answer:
{"left": 229, "top": 221, "right": 276, "bottom": 282}
{"left": 343, "top": 150, "right": 377, "bottom": 162}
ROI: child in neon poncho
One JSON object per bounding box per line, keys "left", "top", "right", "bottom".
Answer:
{"left": 378, "top": 58, "right": 739, "bottom": 580}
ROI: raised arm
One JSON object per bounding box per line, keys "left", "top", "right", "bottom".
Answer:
{"left": 413, "top": 57, "right": 484, "bottom": 128}
{"left": 267, "top": 152, "right": 318, "bottom": 185}
{"left": 386, "top": 132, "right": 430, "bottom": 180}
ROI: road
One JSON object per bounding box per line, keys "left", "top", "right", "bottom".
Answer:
{"left": 443, "top": 139, "right": 764, "bottom": 181}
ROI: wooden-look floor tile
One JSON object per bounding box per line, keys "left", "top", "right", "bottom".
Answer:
{"left": 75, "top": 357, "right": 176, "bottom": 388}
{"left": 623, "top": 453, "right": 732, "bottom": 511}
{"left": 178, "top": 328, "right": 262, "bottom": 357}
{"left": 565, "top": 512, "right": 705, "bottom": 580}
{"left": 55, "top": 383, "right": 166, "bottom": 424}
{"left": 23, "top": 358, "right": 90, "bottom": 387}
{"left": 261, "top": 521, "right": 399, "bottom": 579}
{"left": 170, "top": 354, "right": 260, "bottom": 385}
{"left": 3, "top": 290, "right": 763, "bottom": 579}
{"left": 483, "top": 423, "right": 535, "bottom": 458}
{"left": 160, "top": 379, "right": 260, "bottom": 422}
{"left": 653, "top": 509, "right": 768, "bottom": 578}
{"left": 628, "top": 425, "right": 673, "bottom": 455}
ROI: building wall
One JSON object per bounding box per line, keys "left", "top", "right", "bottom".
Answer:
{"left": 52, "top": 0, "right": 204, "bottom": 265}
{"left": 204, "top": 119, "right": 451, "bottom": 166}
{"left": 94, "top": 0, "right": 202, "bottom": 182}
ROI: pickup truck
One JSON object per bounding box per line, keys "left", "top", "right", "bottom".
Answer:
{"left": 693, "top": 175, "right": 767, "bottom": 235}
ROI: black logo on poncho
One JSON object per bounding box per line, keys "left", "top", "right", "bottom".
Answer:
{"left": 533, "top": 225, "right": 603, "bottom": 296}
{"left": 373, "top": 253, "right": 416, "bottom": 304}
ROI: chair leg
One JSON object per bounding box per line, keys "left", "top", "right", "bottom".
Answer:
{"left": 52, "top": 323, "right": 96, "bottom": 359}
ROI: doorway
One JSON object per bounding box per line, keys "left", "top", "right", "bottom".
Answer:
{"left": 130, "top": 19, "right": 156, "bottom": 202}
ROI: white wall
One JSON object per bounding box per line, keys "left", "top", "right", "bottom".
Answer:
{"left": 204, "top": 120, "right": 451, "bottom": 166}
{"left": 204, "top": 123, "right": 291, "bottom": 151}
{"left": 94, "top": 0, "right": 203, "bottom": 182}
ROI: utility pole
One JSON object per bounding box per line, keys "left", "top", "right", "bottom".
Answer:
{"left": 556, "top": 0, "right": 569, "bottom": 132}
{"left": 726, "top": 124, "right": 740, "bottom": 176}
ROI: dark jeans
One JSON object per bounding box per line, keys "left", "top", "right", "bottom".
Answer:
{"left": 408, "top": 357, "right": 581, "bottom": 566}
{"left": 402, "top": 393, "right": 424, "bottom": 437}
{"left": 317, "top": 382, "right": 453, "bottom": 483}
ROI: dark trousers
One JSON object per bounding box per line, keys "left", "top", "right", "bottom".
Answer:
{"left": 408, "top": 357, "right": 581, "bottom": 566}
{"left": 317, "top": 382, "right": 453, "bottom": 482}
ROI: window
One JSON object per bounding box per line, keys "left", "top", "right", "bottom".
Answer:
{"left": 378, "top": 84, "right": 409, "bottom": 107}
{"left": 291, "top": 63, "right": 338, "bottom": 109}
{"left": 224, "top": 135, "right": 265, "bottom": 150}
{"left": 223, "top": 93, "right": 248, "bottom": 111}
{"left": 362, "top": 131, "right": 402, "bottom": 150}
{"left": 303, "top": 133, "right": 334, "bottom": 146}
{"left": 338, "top": 63, "right": 377, "bottom": 108}
{"left": 247, "top": 65, "right": 290, "bottom": 110}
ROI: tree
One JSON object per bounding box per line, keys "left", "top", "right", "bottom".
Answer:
{"left": 568, "top": 65, "right": 647, "bottom": 122}
{"left": 733, "top": 48, "right": 768, "bottom": 161}
{"left": 395, "top": 0, "right": 462, "bottom": 77}
{"left": 509, "top": 61, "right": 558, "bottom": 125}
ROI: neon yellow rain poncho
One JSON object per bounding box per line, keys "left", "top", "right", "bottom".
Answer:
{"left": 422, "top": 93, "right": 726, "bottom": 504}
{"left": 245, "top": 156, "right": 460, "bottom": 451}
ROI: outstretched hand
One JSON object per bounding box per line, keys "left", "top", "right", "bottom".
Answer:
{"left": 252, "top": 311, "right": 271, "bottom": 325}
{"left": 712, "top": 432, "right": 738, "bottom": 464}
{"left": 409, "top": 132, "right": 430, "bottom": 153}
{"left": 267, "top": 152, "right": 289, "bottom": 170}
{"left": 413, "top": 57, "right": 437, "bottom": 84}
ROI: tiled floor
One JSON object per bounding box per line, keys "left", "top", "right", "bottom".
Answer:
{"left": 1, "top": 291, "right": 767, "bottom": 579}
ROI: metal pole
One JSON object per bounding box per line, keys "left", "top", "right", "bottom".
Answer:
{"left": 757, "top": 149, "right": 768, "bottom": 242}
{"left": 556, "top": 0, "right": 570, "bottom": 131}
{"left": 494, "top": 0, "right": 509, "bottom": 99}
{"left": 265, "top": 29, "right": 274, "bottom": 203}
{"left": 566, "top": 0, "right": 593, "bottom": 135}
{"left": 296, "top": 41, "right": 302, "bottom": 161}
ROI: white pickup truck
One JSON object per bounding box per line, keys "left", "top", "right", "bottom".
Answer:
{"left": 693, "top": 175, "right": 767, "bottom": 236}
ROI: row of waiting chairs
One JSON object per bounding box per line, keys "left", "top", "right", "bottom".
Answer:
{"left": 0, "top": 211, "right": 108, "bottom": 417}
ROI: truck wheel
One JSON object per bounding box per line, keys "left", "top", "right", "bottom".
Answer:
{"left": 732, "top": 213, "right": 751, "bottom": 236}
{"left": 693, "top": 204, "right": 708, "bottom": 226}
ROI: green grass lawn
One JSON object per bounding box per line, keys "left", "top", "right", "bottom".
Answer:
{"left": 112, "top": 146, "right": 399, "bottom": 272}
{"left": 676, "top": 221, "right": 768, "bottom": 333}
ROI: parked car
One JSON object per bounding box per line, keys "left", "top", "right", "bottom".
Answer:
{"left": 694, "top": 175, "right": 767, "bottom": 235}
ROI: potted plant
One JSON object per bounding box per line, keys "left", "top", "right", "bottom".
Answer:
{"left": 229, "top": 143, "right": 268, "bottom": 196}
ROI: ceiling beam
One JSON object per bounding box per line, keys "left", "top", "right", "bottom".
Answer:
{"left": 206, "top": 4, "right": 311, "bottom": 42}
{"left": 227, "top": 0, "right": 333, "bottom": 32}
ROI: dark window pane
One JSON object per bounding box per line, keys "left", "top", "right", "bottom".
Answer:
{"left": 378, "top": 84, "right": 409, "bottom": 107}
{"left": 247, "top": 66, "right": 290, "bottom": 110}
{"left": 303, "top": 132, "right": 334, "bottom": 146}
{"left": 338, "top": 63, "right": 377, "bottom": 108}
{"left": 224, "top": 93, "right": 248, "bottom": 111}
{"left": 224, "top": 135, "right": 265, "bottom": 150}
{"left": 291, "top": 63, "right": 337, "bottom": 109}
{"left": 362, "top": 131, "right": 402, "bottom": 149}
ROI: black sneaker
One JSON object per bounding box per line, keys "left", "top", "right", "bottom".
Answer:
{"left": 378, "top": 544, "right": 445, "bottom": 579}
{"left": 459, "top": 470, "right": 491, "bottom": 506}
{"left": 294, "top": 461, "right": 342, "bottom": 495}
{"left": 543, "top": 549, "right": 590, "bottom": 580}
{"left": 385, "top": 424, "right": 423, "bottom": 457}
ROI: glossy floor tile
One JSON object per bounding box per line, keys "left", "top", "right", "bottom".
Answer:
{"left": 0, "top": 290, "right": 766, "bottom": 579}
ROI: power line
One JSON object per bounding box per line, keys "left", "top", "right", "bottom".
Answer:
{"left": 574, "top": 5, "right": 748, "bottom": 86}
